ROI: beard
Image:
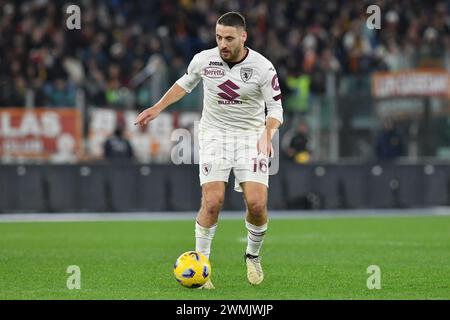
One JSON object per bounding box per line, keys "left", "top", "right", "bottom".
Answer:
{"left": 220, "top": 47, "right": 241, "bottom": 62}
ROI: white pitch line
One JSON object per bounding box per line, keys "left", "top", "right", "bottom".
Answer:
{"left": 0, "top": 208, "right": 449, "bottom": 223}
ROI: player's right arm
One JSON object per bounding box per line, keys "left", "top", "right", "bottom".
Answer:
{"left": 134, "top": 53, "right": 202, "bottom": 127}
{"left": 134, "top": 83, "right": 187, "bottom": 126}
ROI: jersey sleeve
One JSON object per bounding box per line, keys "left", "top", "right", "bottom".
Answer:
{"left": 260, "top": 63, "right": 284, "bottom": 125}
{"left": 176, "top": 54, "right": 202, "bottom": 93}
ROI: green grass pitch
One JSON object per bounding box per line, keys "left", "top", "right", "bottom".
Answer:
{"left": 0, "top": 215, "right": 449, "bottom": 299}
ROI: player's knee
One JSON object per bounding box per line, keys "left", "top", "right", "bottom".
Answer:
{"left": 201, "top": 193, "right": 224, "bottom": 216}
{"left": 246, "top": 198, "right": 267, "bottom": 217}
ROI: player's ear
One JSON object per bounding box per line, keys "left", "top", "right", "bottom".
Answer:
{"left": 242, "top": 30, "right": 247, "bottom": 42}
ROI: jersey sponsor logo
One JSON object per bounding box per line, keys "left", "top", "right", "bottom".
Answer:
{"left": 201, "top": 162, "right": 212, "bottom": 176}
{"left": 271, "top": 74, "right": 280, "bottom": 91}
{"left": 218, "top": 100, "right": 243, "bottom": 105}
{"left": 209, "top": 61, "right": 223, "bottom": 66}
{"left": 217, "top": 80, "right": 240, "bottom": 101}
{"left": 240, "top": 67, "right": 253, "bottom": 82}
{"left": 204, "top": 67, "right": 225, "bottom": 78}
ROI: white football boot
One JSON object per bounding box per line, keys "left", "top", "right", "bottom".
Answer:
{"left": 198, "top": 279, "right": 215, "bottom": 290}
{"left": 245, "top": 253, "right": 264, "bottom": 285}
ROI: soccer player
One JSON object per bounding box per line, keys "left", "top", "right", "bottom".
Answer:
{"left": 135, "top": 12, "right": 283, "bottom": 289}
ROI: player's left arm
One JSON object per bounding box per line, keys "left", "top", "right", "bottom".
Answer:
{"left": 258, "top": 117, "right": 281, "bottom": 157}
{"left": 258, "top": 64, "right": 284, "bottom": 156}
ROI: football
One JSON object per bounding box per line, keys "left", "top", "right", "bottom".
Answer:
{"left": 173, "top": 251, "right": 211, "bottom": 288}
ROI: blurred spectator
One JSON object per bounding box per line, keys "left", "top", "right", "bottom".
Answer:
{"left": 375, "top": 119, "right": 404, "bottom": 161}
{"left": 43, "top": 78, "right": 76, "bottom": 107}
{"left": 286, "top": 122, "right": 310, "bottom": 164}
{"left": 103, "top": 126, "right": 135, "bottom": 163}
{"left": 286, "top": 65, "right": 311, "bottom": 114}
{"left": 1, "top": 76, "right": 28, "bottom": 106}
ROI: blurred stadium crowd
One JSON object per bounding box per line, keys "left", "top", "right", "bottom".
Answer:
{"left": 1, "top": 0, "right": 448, "bottom": 108}
{"left": 0, "top": 0, "right": 449, "bottom": 164}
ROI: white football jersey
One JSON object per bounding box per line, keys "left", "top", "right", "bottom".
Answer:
{"left": 176, "top": 47, "right": 283, "bottom": 133}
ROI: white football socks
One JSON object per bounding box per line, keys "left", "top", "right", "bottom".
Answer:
{"left": 245, "top": 220, "right": 268, "bottom": 257}
{"left": 195, "top": 221, "right": 217, "bottom": 259}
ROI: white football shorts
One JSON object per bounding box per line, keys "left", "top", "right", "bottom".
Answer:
{"left": 198, "top": 128, "right": 269, "bottom": 192}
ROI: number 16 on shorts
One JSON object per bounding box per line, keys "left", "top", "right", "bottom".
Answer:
{"left": 255, "top": 132, "right": 279, "bottom": 175}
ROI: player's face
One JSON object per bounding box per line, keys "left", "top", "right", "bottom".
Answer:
{"left": 216, "top": 24, "right": 247, "bottom": 62}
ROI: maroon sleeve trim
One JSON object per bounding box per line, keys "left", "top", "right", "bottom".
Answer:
{"left": 273, "top": 94, "right": 282, "bottom": 101}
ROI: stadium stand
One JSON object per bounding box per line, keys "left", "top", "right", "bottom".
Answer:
{"left": 0, "top": 1, "right": 449, "bottom": 212}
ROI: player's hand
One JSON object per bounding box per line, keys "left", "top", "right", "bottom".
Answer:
{"left": 257, "top": 132, "right": 274, "bottom": 157}
{"left": 134, "top": 106, "right": 161, "bottom": 127}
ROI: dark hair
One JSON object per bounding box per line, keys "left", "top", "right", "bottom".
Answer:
{"left": 114, "top": 126, "right": 124, "bottom": 137}
{"left": 217, "top": 12, "right": 246, "bottom": 30}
